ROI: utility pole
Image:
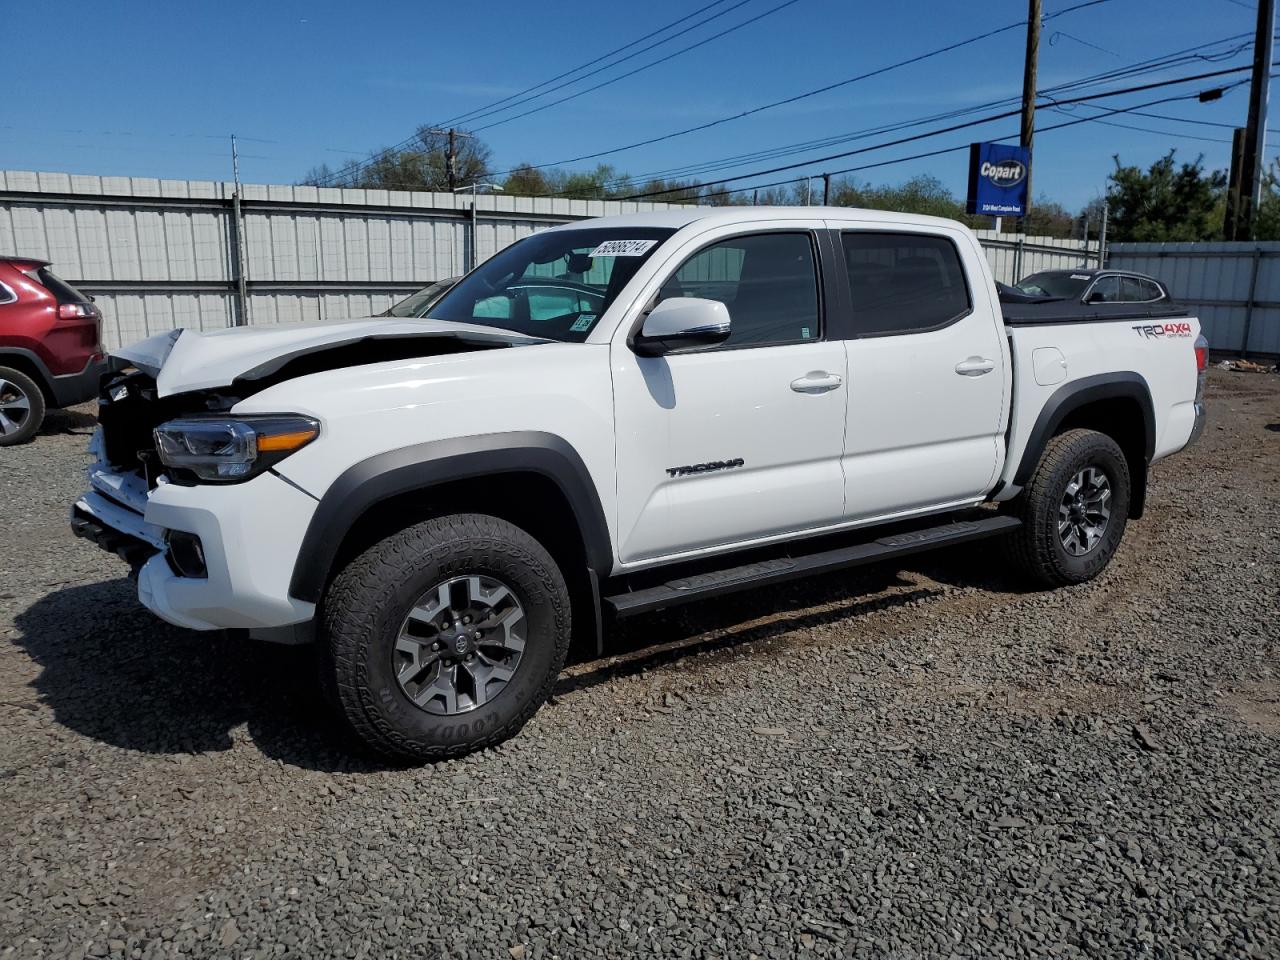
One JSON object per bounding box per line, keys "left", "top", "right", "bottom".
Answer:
{"left": 453, "top": 183, "right": 502, "bottom": 272}
{"left": 229, "top": 134, "right": 249, "bottom": 327}
{"left": 422, "top": 127, "right": 473, "bottom": 192}
{"left": 1020, "top": 0, "right": 1041, "bottom": 225}
{"left": 822, "top": 173, "right": 831, "bottom": 205}
{"left": 1098, "top": 200, "right": 1109, "bottom": 268}
{"left": 1234, "top": 0, "right": 1275, "bottom": 240}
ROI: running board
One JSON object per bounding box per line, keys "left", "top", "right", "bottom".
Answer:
{"left": 604, "top": 515, "right": 1021, "bottom": 618}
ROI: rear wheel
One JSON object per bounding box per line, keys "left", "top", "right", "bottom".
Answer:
{"left": 321, "top": 513, "right": 571, "bottom": 761}
{"left": 0, "top": 366, "right": 45, "bottom": 446}
{"left": 1004, "top": 428, "right": 1130, "bottom": 587}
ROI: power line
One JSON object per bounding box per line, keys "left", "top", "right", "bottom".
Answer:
{"left": 311, "top": 0, "right": 795, "bottom": 186}
{"left": 585, "top": 33, "right": 1258, "bottom": 193}
{"left": 471, "top": 0, "right": 803, "bottom": 132}
{"left": 434, "top": 0, "right": 738, "bottom": 127}
{"left": 445, "top": 0, "right": 763, "bottom": 128}
{"left": 619, "top": 64, "right": 1256, "bottom": 199}
{"left": 684, "top": 85, "right": 1250, "bottom": 202}
{"left": 345, "top": 33, "right": 1260, "bottom": 197}
{"left": 482, "top": 0, "right": 1109, "bottom": 181}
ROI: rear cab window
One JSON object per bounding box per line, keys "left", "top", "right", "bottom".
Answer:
{"left": 841, "top": 232, "right": 971, "bottom": 335}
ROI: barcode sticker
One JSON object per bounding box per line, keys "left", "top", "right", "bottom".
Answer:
{"left": 588, "top": 239, "right": 658, "bottom": 257}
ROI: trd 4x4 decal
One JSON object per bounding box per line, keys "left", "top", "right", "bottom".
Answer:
{"left": 1132, "top": 322, "right": 1193, "bottom": 340}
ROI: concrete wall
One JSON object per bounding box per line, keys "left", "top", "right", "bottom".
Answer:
{"left": 2, "top": 170, "right": 1099, "bottom": 350}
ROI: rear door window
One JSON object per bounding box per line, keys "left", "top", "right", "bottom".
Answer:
{"left": 841, "top": 232, "right": 971, "bottom": 335}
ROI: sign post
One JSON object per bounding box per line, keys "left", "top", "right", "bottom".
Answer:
{"left": 966, "top": 142, "right": 1031, "bottom": 221}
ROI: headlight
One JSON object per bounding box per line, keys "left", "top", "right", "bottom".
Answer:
{"left": 153, "top": 415, "right": 319, "bottom": 483}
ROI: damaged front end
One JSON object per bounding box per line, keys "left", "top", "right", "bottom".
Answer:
{"left": 71, "top": 318, "right": 541, "bottom": 603}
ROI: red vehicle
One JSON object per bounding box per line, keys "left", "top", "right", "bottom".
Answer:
{"left": 0, "top": 257, "right": 106, "bottom": 445}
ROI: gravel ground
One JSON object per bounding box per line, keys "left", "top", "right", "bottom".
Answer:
{"left": 1, "top": 369, "right": 1278, "bottom": 960}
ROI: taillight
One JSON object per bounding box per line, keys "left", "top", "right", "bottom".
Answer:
{"left": 1194, "top": 334, "right": 1208, "bottom": 372}
{"left": 57, "top": 303, "right": 94, "bottom": 320}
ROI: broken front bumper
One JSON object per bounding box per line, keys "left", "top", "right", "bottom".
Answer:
{"left": 71, "top": 433, "right": 319, "bottom": 633}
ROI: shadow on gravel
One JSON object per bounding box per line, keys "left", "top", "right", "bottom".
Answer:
{"left": 40, "top": 407, "right": 98, "bottom": 435}
{"left": 12, "top": 578, "right": 396, "bottom": 773}
{"left": 15, "top": 545, "right": 1019, "bottom": 769}
{"left": 897, "top": 540, "right": 1036, "bottom": 596}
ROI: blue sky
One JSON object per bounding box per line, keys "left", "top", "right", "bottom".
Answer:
{"left": 3, "top": 0, "right": 1270, "bottom": 211}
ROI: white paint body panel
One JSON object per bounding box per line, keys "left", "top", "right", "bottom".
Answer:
{"left": 72, "top": 207, "right": 1204, "bottom": 631}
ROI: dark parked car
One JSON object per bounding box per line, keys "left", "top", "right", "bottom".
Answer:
{"left": 998, "top": 269, "right": 1183, "bottom": 326}
{"left": 0, "top": 257, "right": 106, "bottom": 445}
{"left": 1009, "top": 269, "right": 1171, "bottom": 304}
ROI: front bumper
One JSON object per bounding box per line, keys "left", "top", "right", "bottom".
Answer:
{"left": 72, "top": 442, "right": 319, "bottom": 632}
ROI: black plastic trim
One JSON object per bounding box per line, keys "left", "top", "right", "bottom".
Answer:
{"left": 288, "top": 431, "right": 613, "bottom": 603}
{"left": 605, "top": 514, "right": 1021, "bottom": 617}
{"left": 49, "top": 357, "right": 107, "bottom": 407}
{"left": 0, "top": 348, "right": 107, "bottom": 408}
{"left": 1012, "top": 372, "right": 1156, "bottom": 489}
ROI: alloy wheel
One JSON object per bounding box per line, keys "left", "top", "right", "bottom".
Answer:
{"left": 1058, "top": 466, "right": 1112, "bottom": 556}
{"left": 393, "top": 574, "right": 527, "bottom": 715}
{"left": 0, "top": 378, "right": 32, "bottom": 437}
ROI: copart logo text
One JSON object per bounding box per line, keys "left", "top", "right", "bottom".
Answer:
{"left": 981, "top": 160, "right": 1026, "bottom": 188}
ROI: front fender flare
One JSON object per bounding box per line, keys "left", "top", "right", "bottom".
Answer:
{"left": 287, "top": 431, "right": 612, "bottom": 603}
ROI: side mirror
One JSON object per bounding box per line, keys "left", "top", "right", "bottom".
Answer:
{"left": 633, "top": 297, "right": 731, "bottom": 357}
{"left": 1086, "top": 290, "right": 1106, "bottom": 304}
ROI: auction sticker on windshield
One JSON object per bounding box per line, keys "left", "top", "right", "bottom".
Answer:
{"left": 589, "top": 239, "right": 658, "bottom": 257}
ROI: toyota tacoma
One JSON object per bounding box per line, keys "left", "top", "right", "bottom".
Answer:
{"left": 71, "top": 208, "right": 1208, "bottom": 760}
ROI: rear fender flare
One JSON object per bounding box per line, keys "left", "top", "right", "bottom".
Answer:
{"left": 1012, "top": 371, "right": 1155, "bottom": 516}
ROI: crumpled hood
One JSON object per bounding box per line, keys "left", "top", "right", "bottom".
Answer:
{"left": 112, "top": 317, "right": 545, "bottom": 397}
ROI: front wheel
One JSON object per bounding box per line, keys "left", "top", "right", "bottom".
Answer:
{"left": 1004, "top": 428, "right": 1131, "bottom": 588}
{"left": 322, "top": 513, "right": 571, "bottom": 761}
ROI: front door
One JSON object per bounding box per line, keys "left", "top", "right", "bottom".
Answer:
{"left": 612, "top": 227, "right": 848, "bottom": 565}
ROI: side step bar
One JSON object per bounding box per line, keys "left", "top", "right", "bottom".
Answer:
{"left": 603, "top": 515, "right": 1021, "bottom": 618}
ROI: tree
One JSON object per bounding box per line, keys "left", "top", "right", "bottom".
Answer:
{"left": 1023, "top": 196, "right": 1074, "bottom": 238}
{"left": 501, "top": 163, "right": 554, "bottom": 196}
{"left": 1105, "top": 151, "right": 1226, "bottom": 242}
{"left": 302, "top": 128, "right": 492, "bottom": 192}
{"left": 829, "top": 174, "right": 981, "bottom": 225}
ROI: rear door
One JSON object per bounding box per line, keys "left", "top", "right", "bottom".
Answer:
{"left": 611, "top": 223, "right": 849, "bottom": 564}
{"left": 833, "top": 225, "right": 1009, "bottom": 520}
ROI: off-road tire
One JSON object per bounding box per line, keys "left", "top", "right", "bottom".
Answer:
{"left": 1004, "top": 428, "right": 1130, "bottom": 588}
{"left": 0, "top": 366, "right": 45, "bottom": 446}
{"left": 321, "top": 513, "right": 571, "bottom": 761}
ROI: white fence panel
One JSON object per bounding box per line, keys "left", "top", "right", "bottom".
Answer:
{"left": 3, "top": 170, "right": 1098, "bottom": 350}
{"left": 1108, "top": 241, "right": 1280, "bottom": 355}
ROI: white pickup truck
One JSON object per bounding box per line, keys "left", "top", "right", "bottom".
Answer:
{"left": 72, "top": 208, "right": 1207, "bottom": 760}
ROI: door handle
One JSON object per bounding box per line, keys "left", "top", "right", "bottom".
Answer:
{"left": 954, "top": 357, "right": 996, "bottom": 377}
{"left": 790, "top": 371, "right": 843, "bottom": 394}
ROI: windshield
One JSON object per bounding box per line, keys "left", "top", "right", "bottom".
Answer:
{"left": 1014, "top": 272, "right": 1091, "bottom": 299}
{"left": 427, "top": 227, "right": 676, "bottom": 341}
{"left": 386, "top": 278, "right": 458, "bottom": 318}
